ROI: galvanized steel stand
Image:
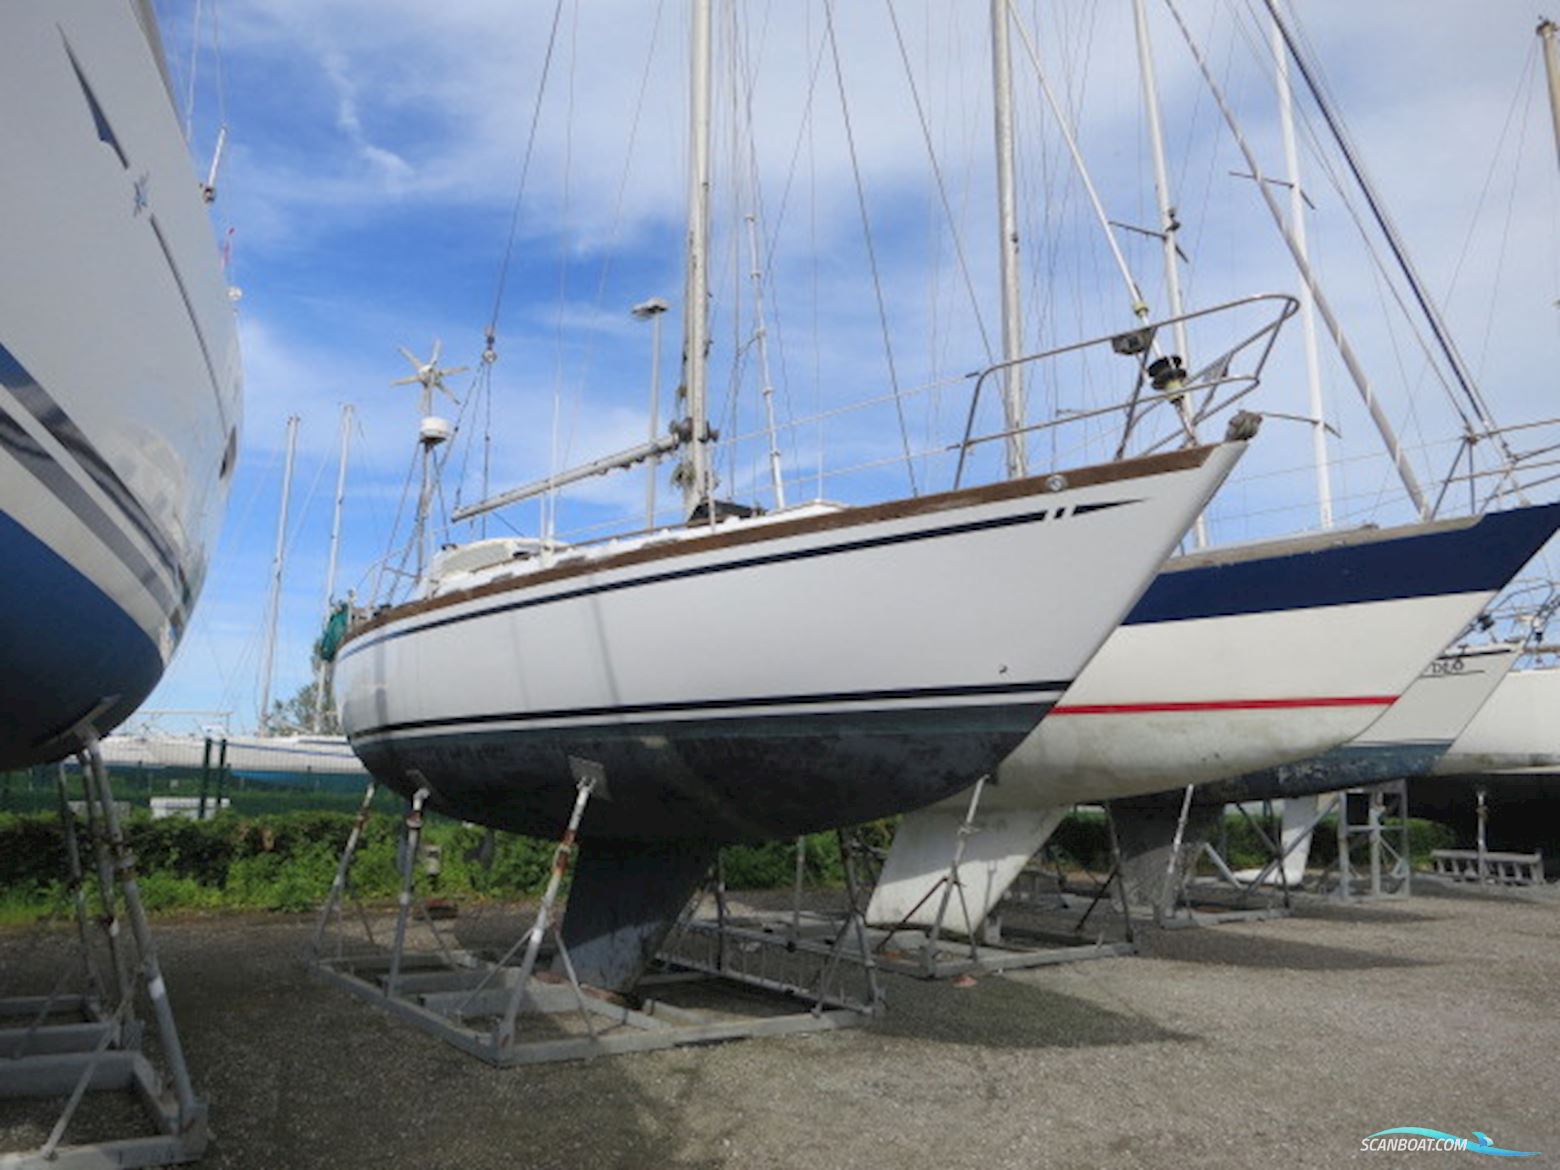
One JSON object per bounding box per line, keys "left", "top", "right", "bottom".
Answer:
{"left": 1162, "top": 798, "right": 1303, "bottom": 927}
{"left": 798, "top": 799, "right": 1136, "bottom": 979}
{"left": 656, "top": 829, "right": 885, "bottom": 1013}
{"left": 0, "top": 739, "right": 207, "bottom": 1169}
{"left": 311, "top": 759, "right": 879, "bottom": 1066}
{"left": 1321, "top": 781, "right": 1412, "bottom": 901}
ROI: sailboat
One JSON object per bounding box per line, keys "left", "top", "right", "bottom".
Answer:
{"left": 334, "top": 0, "right": 1261, "bottom": 991}
{"left": 863, "top": 0, "right": 1560, "bottom": 932}
{"left": 0, "top": 2, "right": 242, "bottom": 768}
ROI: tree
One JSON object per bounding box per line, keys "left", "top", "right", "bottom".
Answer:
{"left": 266, "top": 680, "right": 340, "bottom": 735}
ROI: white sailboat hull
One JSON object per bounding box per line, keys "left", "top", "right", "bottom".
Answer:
{"left": 1433, "top": 664, "right": 1560, "bottom": 775}
{"left": 866, "top": 505, "right": 1560, "bottom": 930}
{"left": 338, "top": 444, "right": 1247, "bottom": 842}
{"left": 0, "top": 2, "right": 241, "bottom": 766}
{"left": 97, "top": 732, "right": 367, "bottom": 785}
{"left": 993, "top": 507, "right": 1560, "bottom": 809}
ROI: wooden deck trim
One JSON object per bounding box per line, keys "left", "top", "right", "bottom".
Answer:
{"left": 342, "top": 444, "right": 1217, "bottom": 646}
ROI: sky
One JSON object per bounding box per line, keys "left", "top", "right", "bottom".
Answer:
{"left": 140, "top": 0, "right": 1560, "bottom": 733}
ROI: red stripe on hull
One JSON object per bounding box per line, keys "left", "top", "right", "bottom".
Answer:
{"left": 1050, "top": 695, "right": 1397, "bottom": 716}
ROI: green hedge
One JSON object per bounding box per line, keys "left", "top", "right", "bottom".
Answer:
{"left": 1043, "top": 808, "right": 1456, "bottom": 873}
{"left": 0, "top": 809, "right": 867, "bottom": 921}
{"left": 0, "top": 804, "right": 1457, "bottom": 924}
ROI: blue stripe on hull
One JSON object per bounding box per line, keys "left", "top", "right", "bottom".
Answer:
{"left": 352, "top": 702, "right": 1051, "bottom": 843}
{"left": 0, "top": 510, "right": 163, "bottom": 767}
{"left": 1127, "top": 502, "right": 1560, "bottom": 625}
{"left": 1199, "top": 740, "right": 1454, "bottom": 805}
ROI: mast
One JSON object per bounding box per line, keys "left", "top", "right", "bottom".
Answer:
{"left": 744, "top": 212, "right": 787, "bottom": 508}
{"left": 679, "top": 0, "right": 714, "bottom": 517}
{"left": 1163, "top": 0, "right": 1429, "bottom": 518}
{"left": 1540, "top": 19, "right": 1560, "bottom": 174}
{"left": 1272, "top": 16, "right": 1332, "bottom": 528}
{"left": 258, "top": 415, "right": 299, "bottom": 734}
{"left": 313, "top": 403, "right": 352, "bottom": 729}
{"left": 991, "top": 0, "right": 1027, "bottom": 479}
{"left": 1131, "top": 0, "right": 1189, "bottom": 366}
{"left": 1131, "top": 0, "right": 1205, "bottom": 547}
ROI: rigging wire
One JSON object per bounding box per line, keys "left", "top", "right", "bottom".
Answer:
{"left": 822, "top": 0, "right": 918, "bottom": 497}
{"left": 1264, "top": 0, "right": 1515, "bottom": 462}
{"left": 1224, "top": 0, "right": 1512, "bottom": 498}
{"left": 884, "top": 0, "right": 994, "bottom": 361}
{"left": 1468, "top": 57, "right": 1538, "bottom": 382}
{"left": 1436, "top": 39, "right": 1538, "bottom": 348}
{"left": 544, "top": 0, "right": 583, "bottom": 546}
{"left": 183, "top": 0, "right": 203, "bottom": 141}
{"left": 486, "top": 0, "right": 568, "bottom": 340}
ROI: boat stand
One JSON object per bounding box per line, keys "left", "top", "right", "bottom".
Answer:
{"left": 309, "top": 759, "right": 880, "bottom": 1067}
{"left": 1116, "top": 787, "right": 1291, "bottom": 929}
{"left": 1156, "top": 796, "right": 1308, "bottom": 927}
{"left": 1427, "top": 788, "right": 1548, "bottom": 886}
{"left": 0, "top": 739, "right": 207, "bottom": 1170}
{"left": 789, "top": 799, "right": 1136, "bottom": 980}
{"left": 1317, "top": 781, "right": 1412, "bottom": 901}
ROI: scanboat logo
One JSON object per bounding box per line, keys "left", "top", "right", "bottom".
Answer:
{"left": 1361, "top": 1127, "right": 1540, "bottom": 1157}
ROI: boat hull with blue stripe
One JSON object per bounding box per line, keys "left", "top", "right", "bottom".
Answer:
{"left": 998, "top": 502, "right": 1560, "bottom": 808}
{"left": 0, "top": 2, "right": 241, "bottom": 766}
{"left": 866, "top": 507, "right": 1559, "bottom": 930}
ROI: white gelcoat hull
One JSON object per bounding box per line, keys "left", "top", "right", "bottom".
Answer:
{"left": 1224, "top": 642, "right": 1521, "bottom": 883}
{"left": 865, "top": 501, "right": 1560, "bottom": 932}
{"left": 98, "top": 733, "right": 367, "bottom": 782}
{"left": 338, "top": 445, "right": 1248, "bottom": 842}
{"left": 995, "top": 591, "right": 1489, "bottom": 808}
{"left": 1434, "top": 665, "right": 1560, "bottom": 775}
{"left": 0, "top": 3, "right": 241, "bottom": 764}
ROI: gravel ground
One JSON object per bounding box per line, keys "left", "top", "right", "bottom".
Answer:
{"left": 2, "top": 881, "right": 1557, "bottom": 1169}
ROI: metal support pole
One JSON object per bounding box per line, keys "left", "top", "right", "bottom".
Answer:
{"left": 1476, "top": 785, "right": 1490, "bottom": 885}
{"left": 197, "top": 735, "right": 212, "bottom": 821}
{"left": 837, "top": 829, "right": 884, "bottom": 1012}
{"left": 38, "top": 997, "right": 131, "bottom": 1162}
{"left": 1368, "top": 788, "right": 1384, "bottom": 898}
{"left": 1397, "top": 779, "right": 1412, "bottom": 895}
{"left": 385, "top": 787, "right": 429, "bottom": 999}
{"left": 81, "top": 736, "right": 200, "bottom": 1127}
{"left": 790, "top": 835, "right": 807, "bottom": 944}
{"left": 312, "top": 780, "right": 379, "bottom": 956}
{"left": 714, "top": 853, "right": 730, "bottom": 975}
{"left": 1103, "top": 805, "right": 1136, "bottom": 947}
{"left": 1335, "top": 792, "right": 1352, "bottom": 902}
{"left": 495, "top": 759, "right": 599, "bottom": 1048}
{"left": 79, "top": 757, "right": 135, "bottom": 1025}
{"left": 214, "top": 738, "right": 228, "bottom": 814}
{"left": 925, "top": 776, "right": 987, "bottom": 971}
{"left": 55, "top": 764, "right": 101, "bottom": 1003}
{"left": 1161, "top": 784, "right": 1197, "bottom": 922}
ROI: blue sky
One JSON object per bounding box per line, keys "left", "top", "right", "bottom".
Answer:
{"left": 142, "top": 0, "right": 1560, "bottom": 732}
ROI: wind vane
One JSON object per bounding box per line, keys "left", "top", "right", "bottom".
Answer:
{"left": 392, "top": 339, "right": 469, "bottom": 583}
